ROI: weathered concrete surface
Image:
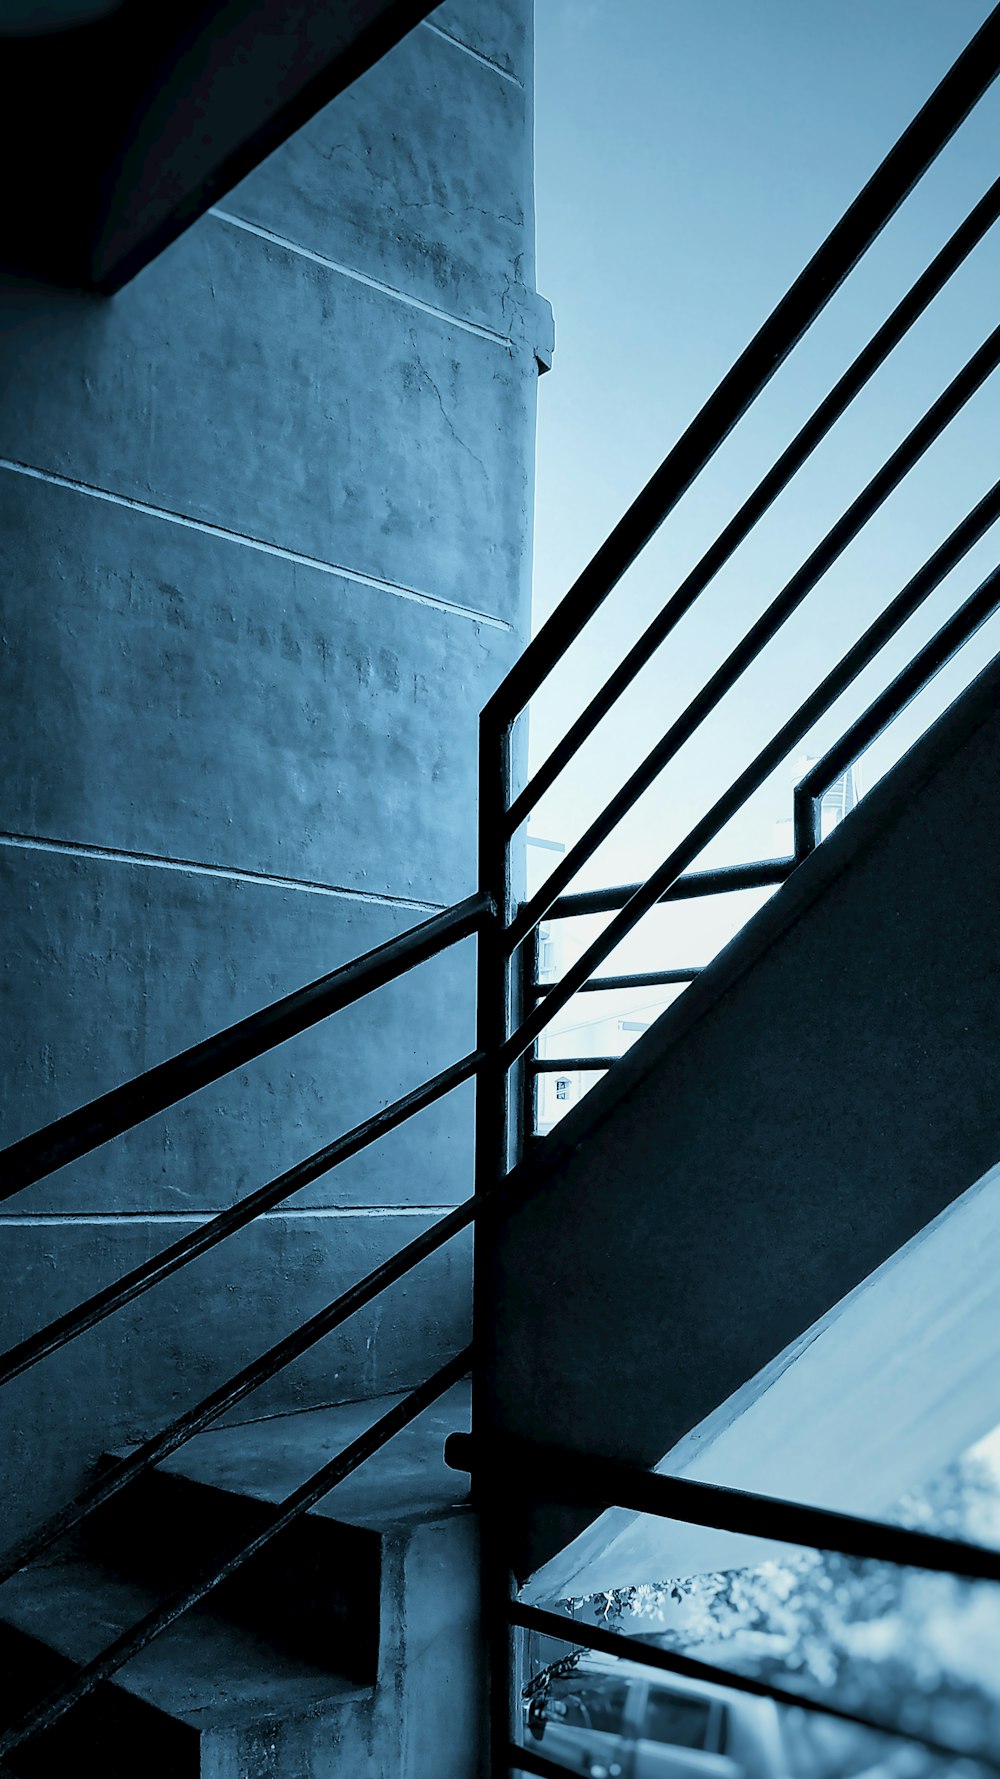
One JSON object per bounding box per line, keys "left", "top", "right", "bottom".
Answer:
{"left": 484, "top": 656, "right": 1000, "bottom": 1580}
{"left": 1, "top": 846, "right": 476, "bottom": 1213}
{"left": 433, "top": 0, "right": 531, "bottom": 79}
{"left": 0, "top": 1215, "right": 472, "bottom": 1558}
{"left": 0, "top": 474, "right": 511, "bottom": 898}
{"left": 0, "top": 218, "right": 535, "bottom": 621}
{"left": 528, "top": 1160, "right": 1000, "bottom": 1600}
{"left": 0, "top": 0, "right": 540, "bottom": 1581}
{"left": 223, "top": 19, "right": 538, "bottom": 342}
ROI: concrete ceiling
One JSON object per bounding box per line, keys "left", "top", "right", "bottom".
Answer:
{"left": 1, "top": 0, "right": 438, "bottom": 292}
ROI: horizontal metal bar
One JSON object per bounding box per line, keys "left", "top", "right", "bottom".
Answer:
{"left": 446, "top": 1433, "right": 1000, "bottom": 1581}
{"left": 0, "top": 1348, "right": 471, "bottom": 1762}
{"left": 529, "top": 1057, "right": 618, "bottom": 1075}
{"left": 500, "top": 489, "right": 1000, "bottom": 1070}
{"left": 794, "top": 568, "right": 1000, "bottom": 856}
{"left": 506, "top": 169, "right": 1000, "bottom": 836}
{"left": 0, "top": 1192, "right": 483, "bottom": 1585}
{"left": 0, "top": 1051, "right": 481, "bottom": 1391}
{"left": 485, "top": 5, "right": 1000, "bottom": 731}
{"left": 508, "top": 1607, "right": 1000, "bottom": 1771}
{"left": 509, "top": 1743, "right": 591, "bottom": 1779}
{"left": 534, "top": 969, "right": 700, "bottom": 999}
{"left": 548, "top": 860, "right": 793, "bottom": 921}
{"left": 0, "top": 891, "right": 494, "bottom": 1199}
{"left": 507, "top": 324, "right": 1000, "bottom": 955}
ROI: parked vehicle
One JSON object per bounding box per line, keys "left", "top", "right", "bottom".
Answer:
{"left": 523, "top": 1652, "right": 789, "bottom": 1779}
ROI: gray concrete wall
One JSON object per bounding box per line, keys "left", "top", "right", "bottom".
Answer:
{"left": 0, "top": 0, "right": 546, "bottom": 1554}
{"left": 483, "top": 655, "right": 1000, "bottom": 1581}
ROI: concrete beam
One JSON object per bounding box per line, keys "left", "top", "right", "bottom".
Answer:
{"left": 0, "top": 0, "right": 440, "bottom": 291}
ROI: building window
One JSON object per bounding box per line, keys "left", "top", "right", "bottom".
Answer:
{"left": 555, "top": 1077, "right": 572, "bottom": 1102}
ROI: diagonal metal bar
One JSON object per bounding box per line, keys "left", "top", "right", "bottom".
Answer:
{"left": 506, "top": 171, "right": 1000, "bottom": 835}
{"left": 509, "top": 1607, "right": 1000, "bottom": 1772}
{"left": 0, "top": 1348, "right": 471, "bottom": 1762}
{"left": 501, "top": 495, "right": 1000, "bottom": 1067}
{"left": 0, "top": 1051, "right": 481, "bottom": 1391}
{"left": 487, "top": 4, "right": 1000, "bottom": 731}
{"left": 507, "top": 326, "right": 1000, "bottom": 954}
{"left": 0, "top": 1198, "right": 481, "bottom": 1586}
{"left": 794, "top": 571, "right": 1000, "bottom": 856}
{"left": 0, "top": 890, "right": 493, "bottom": 1198}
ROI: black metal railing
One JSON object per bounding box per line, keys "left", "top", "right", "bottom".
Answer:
{"left": 444, "top": 1434, "right": 1000, "bottom": 1774}
{"left": 4, "top": 6, "right": 1000, "bottom": 1771}
{"left": 470, "top": 5, "right": 1000, "bottom": 1772}
{"left": 0, "top": 892, "right": 498, "bottom": 1762}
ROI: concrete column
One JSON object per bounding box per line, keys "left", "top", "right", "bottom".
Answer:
{"left": 0, "top": 0, "right": 550, "bottom": 1555}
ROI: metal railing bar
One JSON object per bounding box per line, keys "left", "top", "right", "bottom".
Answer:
{"left": 0, "top": 1052, "right": 481, "bottom": 1392}
{"left": 528, "top": 1057, "right": 617, "bottom": 1075}
{"left": 508, "top": 1606, "right": 1000, "bottom": 1770}
{"left": 0, "top": 1348, "right": 471, "bottom": 1762}
{"left": 506, "top": 171, "right": 1000, "bottom": 836}
{"left": 793, "top": 572, "right": 1000, "bottom": 857}
{"left": 485, "top": 4, "right": 1000, "bottom": 731}
{"left": 499, "top": 500, "right": 1000, "bottom": 1068}
{"left": 533, "top": 969, "right": 700, "bottom": 1000}
{"left": 548, "top": 859, "right": 793, "bottom": 921}
{"left": 446, "top": 1434, "right": 1000, "bottom": 1581}
{"left": 506, "top": 326, "right": 1000, "bottom": 955}
{"left": 509, "top": 1744, "right": 587, "bottom": 1779}
{"left": 0, "top": 892, "right": 494, "bottom": 1201}
{"left": 0, "top": 1185, "right": 484, "bottom": 1586}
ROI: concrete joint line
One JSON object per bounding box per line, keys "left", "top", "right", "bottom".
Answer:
{"left": 210, "top": 207, "right": 517, "bottom": 349}
{"left": 0, "top": 457, "right": 512, "bottom": 633}
{"left": 420, "top": 18, "right": 524, "bottom": 86}
{"left": 0, "top": 1209, "right": 458, "bottom": 1227}
{"left": 0, "top": 830, "right": 446, "bottom": 914}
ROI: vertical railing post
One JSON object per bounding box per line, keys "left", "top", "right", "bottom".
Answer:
{"left": 793, "top": 780, "right": 822, "bottom": 860}
{"left": 473, "top": 706, "right": 517, "bottom": 1777}
{"left": 516, "top": 927, "right": 540, "bottom": 1156}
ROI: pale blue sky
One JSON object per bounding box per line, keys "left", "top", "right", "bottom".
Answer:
{"left": 527, "top": 0, "right": 1000, "bottom": 1008}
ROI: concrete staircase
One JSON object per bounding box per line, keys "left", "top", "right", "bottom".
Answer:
{"left": 0, "top": 1385, "right": 477, "bottom": 1778}
{"left": 484, "top": 654, "right": 1000, "bottom": 1584}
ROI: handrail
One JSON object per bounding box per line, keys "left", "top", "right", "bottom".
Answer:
{"left": 0, "top": 1172, "right": 485, "bottom": 1586}
{"left": 0, "top": 1347, "right": 472, "bottom": 1763}
{"left": 445, "top": 1432, "right": 1000, "bottom": 1581}
{"left": 508, "top": 331, "right": 1000, "bottom": 953}
{"left": 485, "top": 2, "right": 1000, "bottom": 733}
{"left": 502, "top": 516, "right": 1000, "bottom": 1069}
{"left": 508, "top": 1606, "right": 1000, "bottom": 1773}
{"left": 505, "top": 170, "right": 1000, "bottom": 835}
{"left": 0, "top": 1050, "right": 482, "bottom": 1391}
{"left": 0, "top": 889, "right": 494, "bottom": 1198}
{"left": 794, "top": 572, "right": 1000, "bottom": 857}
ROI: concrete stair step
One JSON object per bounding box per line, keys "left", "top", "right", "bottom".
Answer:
{"left": 4, "top": 1381, "right": 485, "bottom": 1775}
{"left": 0, "top": 1561, "right": 372, "bottom": 1778}
{"left": 87, "top": 1383, "right": 473, "bottom": 1681}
